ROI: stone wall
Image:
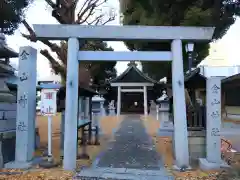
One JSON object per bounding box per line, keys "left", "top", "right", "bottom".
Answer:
{"left": 172, "top": 131, "right": 206, "bottom": 165}
{"left": 188, "top": 131, "right": 206, "bottom": 162}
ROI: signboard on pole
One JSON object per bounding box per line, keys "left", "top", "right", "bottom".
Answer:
{"left": 41, "top": 89, "right": 57, "bottom": 116}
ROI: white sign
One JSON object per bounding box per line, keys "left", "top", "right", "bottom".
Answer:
{"left": 41, "top": 89, "right": 57, "bottom": 116}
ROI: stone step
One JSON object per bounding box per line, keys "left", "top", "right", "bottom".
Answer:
{"left": 74, "top": 168, "right": 174, "bottom": 180}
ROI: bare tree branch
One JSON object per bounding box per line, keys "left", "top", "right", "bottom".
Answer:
{"left": 101, "top": 15, "right": 115, "bottom": 25}
{"left": 40, "top": 49, "right": 66, "bottom": 76}
{"left": 21, "top": 20, "right": 37, "bottom": 42}
{"left": 77, "top": 0, "right": 90, "bottom": 17}
{"left": 77, "top": 4, "right": 96, "bottom": 24}
{"left": 76, "top": 0, "right": 97, "bottom": 23}
{"left": 76, "top": 0, "right": 108, "bottom": 24}
{"left": 86, "top": 14, "right": 104, "bottom": 24}
{"left": 45, "top": 0, "right": 56, "bottom": 8}
{"left": 21, "top": 20, "right": 63, "bottom": 60}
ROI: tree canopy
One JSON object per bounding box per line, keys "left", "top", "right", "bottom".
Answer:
{"left": 0, "top": 0, "right": 33, "bottom": 35}
{"left": 22, "top": 0, "right": 117, "bottom": 89}
{"left": 122, "top": 0, "right": 240, "bottom": 81}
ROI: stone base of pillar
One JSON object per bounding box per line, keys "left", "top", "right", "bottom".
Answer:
{"left": 5, "top": 156, "right": 45, "bottom": 169}
{"left": 38, "top": 158, "right": 59, "bottom": 169}
{"left": 199, "top": 158, "right": 230, "bottom": 170}
{"left": 158, "top": 121, "right": 174, "bottom": 137}
{"left": 5, "top": 161, "right": 32, "bottom": 169}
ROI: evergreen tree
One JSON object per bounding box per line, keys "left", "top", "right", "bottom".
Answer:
{"left": 122, "top": 0, "right": 240, "bottom": 80}
{"left": 0, "top": 0, "right": 33, "bottom": 35}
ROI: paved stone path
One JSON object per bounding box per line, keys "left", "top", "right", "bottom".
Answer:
{"left": 75, "top": 115, "right": 173, "bottom": 179}
{"left": 95, "top": 115, "right": 163, "bottom": 169}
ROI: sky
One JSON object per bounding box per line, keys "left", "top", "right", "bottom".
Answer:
{"left": 5, "top": 0, "right": 240, "bottom": 81}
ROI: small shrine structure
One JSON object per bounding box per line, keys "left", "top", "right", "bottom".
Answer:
{"left": 109, "top": 61, "right": 157, "bottom": 116}
{"left": 184, "top": 68, "right": 206, "bottom": 105}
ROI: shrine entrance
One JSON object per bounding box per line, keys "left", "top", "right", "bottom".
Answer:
{"left": 110, "top": 61, "right": 156, "bottom": 115}
{"left": 32, "top": 24, "right": 214, "bottom": 171}
{"left": 121, "top": 92, "right": 144, "bottom": 114}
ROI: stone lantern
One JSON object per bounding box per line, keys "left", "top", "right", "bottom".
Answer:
{"left": 92, "top": 96, "right": 105, "bottom": 117}
{"left": 92, "top": 96, "right": 105, "bottom": 133}
{"left": 0, "top": 33, "right": 18, "bottom": 168}
{"left": 108, "top": 100, "right": 116, "bottom": 116}
{"left": 156, "top": 90, "right": 174, "bottom": 136}
{"left": 0, "top": 33, "right": 18, "bottom": 103}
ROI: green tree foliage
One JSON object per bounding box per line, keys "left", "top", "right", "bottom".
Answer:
{"left": 0, "top": 0, "right": 33, "bottom": 35}
{"left": 122, "top": 0, "right": 240, "bottom": 80}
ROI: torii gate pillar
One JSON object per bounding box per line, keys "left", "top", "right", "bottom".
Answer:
{"left": 171, "top": 39, "right": 190, "bottom": 168}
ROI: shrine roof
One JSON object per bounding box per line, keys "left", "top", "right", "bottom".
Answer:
{"left": 222, "top": 73, "right": 240, "bottom": 88}
{"left": 184, "top": 68, "right": 206, "bottom": 81}
{"left": 184, "top": 68, "right": 206, "bottom": 89}
{"left": 6, "top": 82, "right": 17, "bottom": 91}
{"left": 110, "top": 62, "right": 157, "bottom": 84}
{"left": 57, "top": 86, "right": 98, "bottom": 99}
{"left": 0, "top": 43, "right": 18, "bottom": 58}
{"left": 0, "top": 62, "right": 15, "bottom": 76}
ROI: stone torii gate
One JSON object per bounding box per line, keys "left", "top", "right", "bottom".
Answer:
{"left": 32, "top": 25, "right": 214, "bottom": 170}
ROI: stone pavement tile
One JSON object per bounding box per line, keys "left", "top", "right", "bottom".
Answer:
{"left": 100, "top": 172, "right": 139, "bottom": 180}
{"left": 75, "top": 167, "right": 174, "bottom": 180}
{"left": 125, "top": 168, "right": 171, "bottom": 176}
{"left": 94, "top": 167, "right": 127, "bottom": 173}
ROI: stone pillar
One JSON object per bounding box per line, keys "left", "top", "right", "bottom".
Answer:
{"left": 143, "top": 86, "right": 148, "bottom": 116}
{"left": 63, "top": 38, "right": 79, "bottom": 171}
{"left": 5, "top": 46, "right": 37, "bottom": 169}
{"left": 171, "top": 39, "right": 190, "bottom": 169}
{"left": 117, "top": 86, "right": 121, "bottom": 116}
{"left": 199, "top": 77, "right": 228, "bottom": 170}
